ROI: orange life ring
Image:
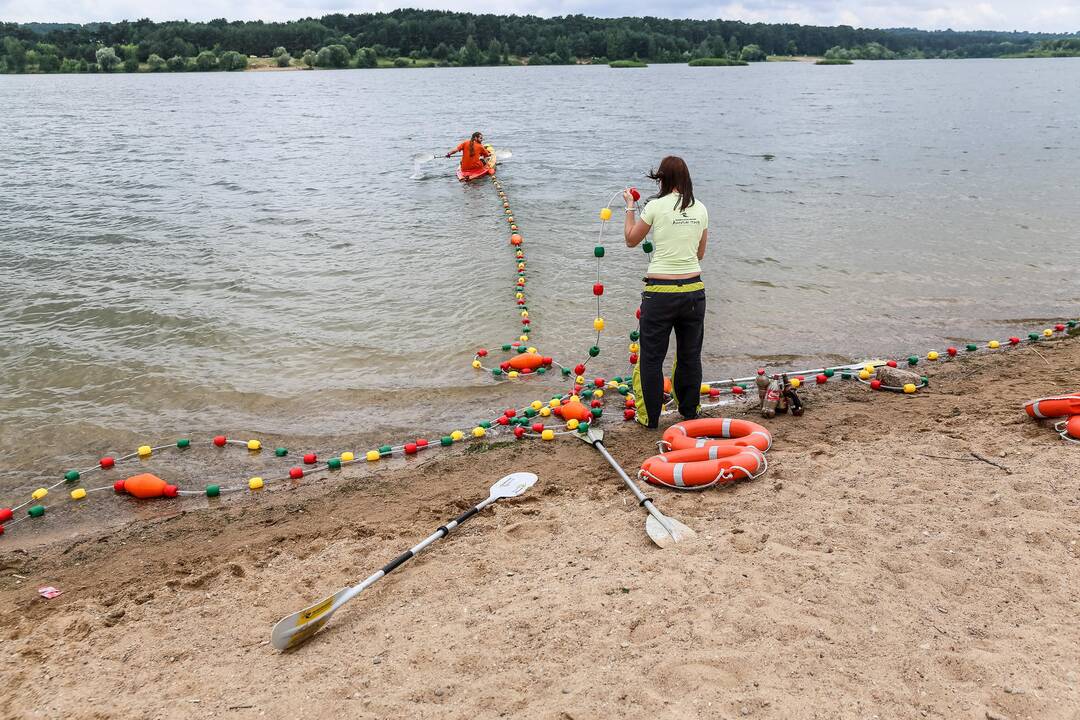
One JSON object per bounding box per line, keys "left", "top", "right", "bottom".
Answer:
{"left": 662, "top": 418, "right": 772, "bottom": 453}
{"left": 640, "top": 445, "right": 765, "bottom": 490}
{"left": 1062, "top": 415, "right": 1080, "bottom": 440}
{"left": 1024, "top": 392, "right": 1080, "bottom": 419}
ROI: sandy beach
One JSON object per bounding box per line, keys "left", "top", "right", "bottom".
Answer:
{"left": 2, "top": 335, "right": 1078, "bottom": 720}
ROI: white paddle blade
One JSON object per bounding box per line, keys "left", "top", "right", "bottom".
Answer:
{"left": 645, "top": 512, "right": 696, "bottom": 549}
{"left": 270, "top": 587, "right": 350, "bottom": 651}
{"left": 411, "top": 152, "right": 436, "bottom": 163}
{"left": 494, "top": 149, "right": 512, "bottom": 161}
{"left": 489, "top": 471, "right": 538, "bottom": 499}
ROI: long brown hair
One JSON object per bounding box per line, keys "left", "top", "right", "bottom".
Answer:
{"left": 647, "top": 156, "right": 695, "bottom": 212}
{"left": 469, "top": 131, "right": 483, "bottom": 157}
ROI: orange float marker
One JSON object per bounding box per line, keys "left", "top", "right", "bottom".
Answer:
{"left": 507, "top": 352, "right": 545, "bottom": 371}
{"left": 114, "top": 473, "right": 178, "bottom": 499}
{"left": 558, "top": 401, "right": 593, "bottom": 422}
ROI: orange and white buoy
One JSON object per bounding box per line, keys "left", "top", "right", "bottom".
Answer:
{"left": 640, "top": 445, "right": 766, "bottom": 490}
{"left": 1024, "top": 392, "right": 1080, "bottom": 419}
{"left": 661, "top": 418, "right": 772, "bottom": 453}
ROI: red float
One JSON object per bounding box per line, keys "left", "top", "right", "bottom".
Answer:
{"left": 514, "top": 427, "right": 526, "bottom": 439}
{"left": 870, "top": 380, "right": 882, "bottom": 390}
{"left": 816, "top": 374, "right": 828, "bottom": 384}
{"left": 624, "top": 409, "right": 636, "bottom": 420}
{"left": 574, "top": 364, "right": 586, "bottom": 376}
{"left": 531, "top": 422, "right": 544, "bottom": 433}
{"left": 0, "top": 508, "right": 13, "bottom": 523}
{"left": 629, "top": 353, "right": 638, "bottom": 364}
{"left": 593, "top": 284, "right": 604, "bottom": 296}
{"left": 404, "top": 443, "right": 417, "bottom": 455}
{"left": 303, "top": 453, "right": 317, "bottom": 464}
{"left": 1009, "top": 337, "right": 1021, "bottom": 345}
{"left": 886, "top": 360, "right": 898, "bottom": 368}
{"left": 947, "top": 347, "right": 958, "bottom": 356}
{"left": 213, "top": 435, "right": 227, "bottom": 447}
{"left": 289, "top": 467, "right": 304, "bottom": 479}
{"left": 594, "top": 378, "right": 605, "bottom": 387}
{"left": 100, "top": 456, "right": 115, "bottom": 469}
{"left": 731, "top": 386, "right": 744, "bottom": 395}
{"left": 477, "top": 349, "right": 488, "bottom": 357}
{"left": 416, "top": 438, "right": 428, "bottom": 448}
{"left": 497, "top": 416, "right": 509, "bottom": 426}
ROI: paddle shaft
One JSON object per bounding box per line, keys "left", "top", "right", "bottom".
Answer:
{"left": 339, "top": 495, "right": 497, "bottom": 605}
{"left": 593, "top": 440, "right": 676, "bottom": 536}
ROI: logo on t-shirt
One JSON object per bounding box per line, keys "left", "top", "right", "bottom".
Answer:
{"left": 672, "top": 212, "right": 700, "bottom": 226}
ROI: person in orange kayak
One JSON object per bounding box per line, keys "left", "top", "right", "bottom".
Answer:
{"left": 446, "top": 132, "right": 490, "bottom": 173}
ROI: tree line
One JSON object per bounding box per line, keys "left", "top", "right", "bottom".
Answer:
{"left": 1, "top": 10, "right": 1077, "bottom": 73}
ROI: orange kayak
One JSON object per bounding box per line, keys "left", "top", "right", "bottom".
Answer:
{"left": 457, "top": 144, "right": 496, "bottom": 182}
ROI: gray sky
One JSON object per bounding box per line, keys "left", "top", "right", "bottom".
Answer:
{"left": 4, "top": 0, "right": 1079, "bottom": 32}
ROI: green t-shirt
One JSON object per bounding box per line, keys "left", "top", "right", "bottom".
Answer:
{"left": 640, "top": 192, "right": 708, "bottom": 275}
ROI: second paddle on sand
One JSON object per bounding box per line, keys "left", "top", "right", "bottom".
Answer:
{"left": 270, "top": 471, "right": 538, "bottom": 650}
{"left": 576, "top": 426, "right": 695, "bottom": 549}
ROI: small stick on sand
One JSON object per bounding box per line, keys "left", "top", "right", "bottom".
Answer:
{"left": 1029, "top": 346, "right": 1051, "bottom": 366}
{"left": 970, "top": 452, "right": 1012, "bottom": 474}
{"left": 920, "top": 454, "right": 980, "bottom": 462}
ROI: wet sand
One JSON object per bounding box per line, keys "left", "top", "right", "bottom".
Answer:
{"left": 2, "top": 336, "right": 1079, "bottom": 719}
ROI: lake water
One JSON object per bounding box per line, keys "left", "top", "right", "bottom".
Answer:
{"left": 2, "top": 59, "right": 1079, "bottom": 504}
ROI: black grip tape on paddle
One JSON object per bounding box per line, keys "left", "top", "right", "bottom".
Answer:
{"left": 451, "top": 505, "right": 481, "bottom": 526}
{"left": 382, "top": 550, "right": 414, "bottom": 574}
{"left": 639, "top": 497, "right": 653, "bottom": 507}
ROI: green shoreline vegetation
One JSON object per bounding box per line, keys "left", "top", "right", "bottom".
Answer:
{"left": 816, "top": 58, "right": 853, "bottom": 65}
{"left": 1, "top": 12, "right": 1078, "bottom": 74}
{"left": 689, "top": 57, "right": 750, "bottom": 66}
{"left": 609, "top": 59, "right": 647, "bottom": 68}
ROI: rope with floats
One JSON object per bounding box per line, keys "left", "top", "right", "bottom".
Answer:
{"left": 1, "top": 173, "right": 1078, "bottom": 538}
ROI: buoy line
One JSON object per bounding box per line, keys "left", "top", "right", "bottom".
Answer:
{"left": 1, "top": 169, "right": 1078, "bottom": 538}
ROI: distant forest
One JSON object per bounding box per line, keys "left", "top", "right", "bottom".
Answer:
{"left": 2, "top": 10, "right": 1078, "bottom": 73}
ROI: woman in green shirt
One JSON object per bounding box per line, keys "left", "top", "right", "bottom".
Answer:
{"left": 623, "top": 156, "right": 709, "bottom": 428}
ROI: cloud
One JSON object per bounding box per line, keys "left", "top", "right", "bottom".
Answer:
{"left": 3, "top": 0, "right": 1078, "bottom": 32}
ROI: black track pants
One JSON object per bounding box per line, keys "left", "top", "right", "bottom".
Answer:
{"left": 632, "top": 281, "right": 706, "bottom": 428}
